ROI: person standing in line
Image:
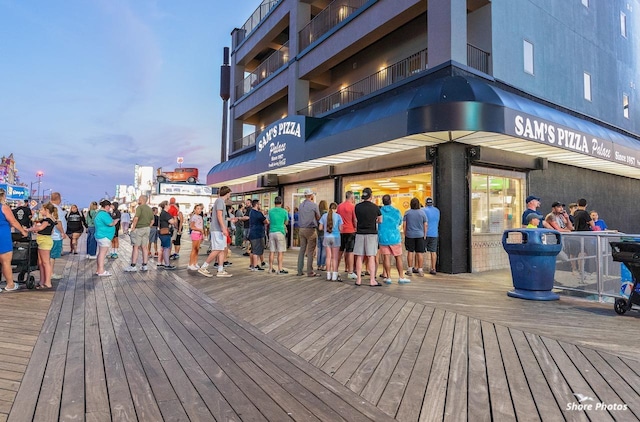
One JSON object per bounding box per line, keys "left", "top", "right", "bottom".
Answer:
{"left": 573, "top": 198, "right": 596, "bottom": 274}
{"left": 123, "top": 195, "right": 154, "bottom": 272}
{"left": 94, "top": 200, "right": 118, "bottom": 277}
{"left": 234, "top": 204, "right": 244, "bottom": 247}
{"left": 170, "top": 203, "right": 184, "bottom": 260}
{"left": 316, "top": 200, "right": 328, "bottom": 271}
{"left": 297, "top": 189, "right": 321, "bottom": 277}
{"left": 109, "top": 202, "right": 121, "bottom": 259}
{"left": 0, "top": 188, "right": 28, "bottom": 292}
{"left": 422, "top": 197, "right": 440, "bottom": 275}
{"left": 403, "top": 198, "right": 428, "bottom": 277}
{"left": 187, "top": 204, "right": 205, "bottom": 271}
{"left": 198, "top": 186, "right": 233, "bottom": 278}
{"left": 85, "top": 201, "right": 98, "bottom": 259}
{"left": 319, "top": 202, "right": 343, "bottom": 281}
{"left": 378, "top": 194, "right": 409, "bottom": 284}
{"left": 248, "top": 200, "right": 267, "bottom": 271}
{"left": 336, "top": 191, "right": 358, "bottom": 279}
{"left": 242, "top": 198, "right": 252, "bottom": 255}
{"left": 268, "top": 196, "right": 289, "bottom": 274}
{"left": 354, "top": 188, "right": 382, "bottom": 286}
{"left": 49, "top": 192, "right": 67, "bottom": 280}
{"left": 148, "top": 207, "right": 159, "bottom": 259}
{"left": 120, "top": 209, "right": 131, "bottom": 233}
{"left": 65, "top": 204, "right": 86, "bottom": 255}
{"left": 157, "top": 201, "right": 176, "bottom": 270}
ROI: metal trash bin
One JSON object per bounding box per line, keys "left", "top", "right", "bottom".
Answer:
{"left": 502, "top": 229, "right": 562, "bottom": 300}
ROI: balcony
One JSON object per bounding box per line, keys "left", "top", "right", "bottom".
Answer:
{"left": 233, "top": 0, "right": 282, "bottom": 48}
{"left": 235, "top": 41, "right": 290, "bottom": 99}
{"left": 298, "top": 0, "right": 368, "bottom": 51}
{"left": 467, "top": 43, "right": 490, "bottom": 74}
{"left": 232, "top": 129, "right": 262, "bottom": 152}
{"left": 299, "top": 49, "right": 428, "bottom": 117}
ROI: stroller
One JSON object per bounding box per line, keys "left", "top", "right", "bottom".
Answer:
{"left": 10, "top": 232, "right": 38, "bottom": 289}
{"left": 610, "top": 241, "right": 640, "bottom": 315}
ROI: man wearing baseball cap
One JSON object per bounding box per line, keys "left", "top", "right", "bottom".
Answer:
{"left": 522, "top": 195, "right": 551, "bottom": 229}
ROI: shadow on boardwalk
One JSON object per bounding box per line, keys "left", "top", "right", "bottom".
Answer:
{"left": 1, "top": 239, "right": 639, "bottom": 421}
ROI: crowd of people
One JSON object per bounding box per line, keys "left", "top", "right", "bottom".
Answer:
{"left": 1, "top": 185, "right": 443, "bottom": 290}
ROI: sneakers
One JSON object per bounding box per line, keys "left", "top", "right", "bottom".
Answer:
{"left": 157, "top": 264, "right": 165, "bottom": 269}
{"left": 88, "top": 255, "right": 97, "bottom": 260}
{"left": 216, "top": 270, "right": 232, "bottom": 277}
{"left": 429, "top": 269, "right": 436, "bottom": 275}
{"left": 198, "top": 267, "right": 214, "bottom": 277}
{"left": 398, "top": 278, "right": 411, "bottom": 284}
{"left": 141, "top": 264, "right": 148, "bottom": 271}
{"left": 187, "top": 265, "right": 199, "bottom": 271}
{"left": 418, "top": 269, "right": 424, "bottom": 277}
{"left": 164, "top": 265, "right": 176, "bottom": 270}
{"left": 261, "top": 261, "right": 266, "bottom": 267}
{"left": 109, "top": 253, "right": 118, "bottom": 259}
{"left": 170, "top": 253, "right": 179, "bottom": 260}
{"left": 383, "top": 278, "right": 392, "bottom": 284}
{"left": 405, "top": 269, "right": 413, "bottom": 277}
{"left": 124, "top": 265, "right": 138, "bottom": 272}
{"left": 223, "top": 261, "right": 232, "bottom": 267}
{"left": 347, "top": 272, "right": 357, "bottom": 280}
{"left": 96, "top": 271, "right": 112, "bottom": 277}
{"left": 256, "top": 266, "right": 264, "bottom": 271}
{"left": 3, "top": 284, "right": 20, "bottom": 292}
{"left": 279, "top": 269, "right": 289, "bottom": 274}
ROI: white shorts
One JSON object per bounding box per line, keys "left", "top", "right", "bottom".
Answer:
{"left": 269, "top": 232, "right": 286, "bottom": 253}
{"left": 210, "top": 231, "right": 226, "bottom": 251}
{"left": 354, "top": 234, "right": 378, "bottom": 256}
{"left": 96, "top": 238, "right": 112, "bottom": 248}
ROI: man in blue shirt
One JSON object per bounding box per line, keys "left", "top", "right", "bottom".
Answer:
{"left": 422, "top": 197, "right": 440, "bottom": 275}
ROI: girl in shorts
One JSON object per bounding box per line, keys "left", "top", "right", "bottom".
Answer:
{"left": 188, "top": 204, "right": 204, "bottom": 270}
{"left": 319, "top": 202, "right": 343, "bottom": 281}
{"left": 28, "top": 203, "right": 62, "bottom": 289}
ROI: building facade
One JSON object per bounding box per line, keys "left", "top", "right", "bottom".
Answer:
{"left": 208, "top": 0, "right": 640, "bottom": 273}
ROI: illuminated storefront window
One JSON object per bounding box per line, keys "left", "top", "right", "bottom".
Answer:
{"left": 471, "top": 167, "right": 525, "bottom": 234}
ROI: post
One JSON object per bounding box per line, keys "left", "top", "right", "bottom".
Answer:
{"left": 220, "top": 47, "right": 231, "bottom": 163}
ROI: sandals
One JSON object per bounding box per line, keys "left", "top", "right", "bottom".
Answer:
{"left": 35, "top": 284, "right": 52, "bottom": 290}
{"left": 96, "top": 271, "right": 112, "bottom": 277}
{"left": 307, "top": 272, "right": 322, "bottom": 277}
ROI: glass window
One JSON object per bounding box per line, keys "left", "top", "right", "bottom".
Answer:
{"left": 584, "top": 72, "right": 592, "bottom": 101}
{"left": 471, "top": 168, "right": 525, "bottom": 234}
{"left": 523, "top": 40, "right": 534, "bottom": 75}
{"left": 621, "top": 12, "right": 627, "bottom": 38}
{"left": 623, "top": 93, "right": 629, "bottom": 119}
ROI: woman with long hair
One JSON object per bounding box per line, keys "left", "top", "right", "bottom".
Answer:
{"left": 0, "top": 188, "right": 28, "bottom": 291}
{"left": 157, "top": 201, "right": 176, "bottom": 269}
{"left": 318, "top": 202, "right": 343, "bottom": 281}
{"left": 85, "top": 201, "right": 98, "bottom": 259}
{"left": 94, "top": 200, "right": 118, "bottom": 276}
{"left": 316, "top": 200, "right": 328, "bottom": 271}
{"left": 188, "top": 204, "right": 204, "bottom": 270}
{"left": 27, "top": 202, "right": 63, "bottom": 288}
{"left": 66, "top": 204, "right": 86, "bottom": 254}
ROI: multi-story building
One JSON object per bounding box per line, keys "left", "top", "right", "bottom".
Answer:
{"left": 207, "top": 0, "right": 640, "bottom": 273}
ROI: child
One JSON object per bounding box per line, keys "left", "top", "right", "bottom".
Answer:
{"left": 526, "top": 213, "right": 543, "bottom": 228}
{"left": 188, "top": 204, "right": 204, "bottom": 270}
{"left": 28, "top": 203, "right": 63, "bottom": 289}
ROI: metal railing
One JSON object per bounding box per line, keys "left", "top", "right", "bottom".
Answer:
{"left": 233, "top": 0, "right": 282, "bottom": 47}
{"left": 298, "top": 49, "right": 428, "bottom": 117}
{"left": 298, "top": 0, "right": 367, "bottom": 51}
{"left": 235, "top": 41, "right": 290, "bottom": 99}
{"left": 467, "top": 43, "right": 490, "bottom": 74}
{"left": 552, "top": 231, "right": 640, "bottom": 302}
{"left": 232, "top": 129, "right": 262, "bottom": 152}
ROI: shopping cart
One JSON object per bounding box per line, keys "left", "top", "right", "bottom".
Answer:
{"left": 610, "top": 241, "right": 640, "bottom": 315}
{"left": 10, "top": 232, "right": 38, "bottom": 289}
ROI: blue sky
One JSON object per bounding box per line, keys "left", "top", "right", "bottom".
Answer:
{"left": 0, "top": 0, "right": 258, "bottom": 206}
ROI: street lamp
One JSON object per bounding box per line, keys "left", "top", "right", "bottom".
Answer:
{"left": 36, "top": 171, "right": 43, "bottom": 203}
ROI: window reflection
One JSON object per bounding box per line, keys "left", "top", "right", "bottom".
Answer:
{"left": 471, "top": 168, "right": 525, "bottom": 234}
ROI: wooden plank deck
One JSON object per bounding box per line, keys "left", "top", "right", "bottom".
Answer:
{"left": 3, "top": 238, "right": 640, "bottom": 421}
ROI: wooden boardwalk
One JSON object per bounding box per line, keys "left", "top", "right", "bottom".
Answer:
{"left": 2, "top": 239, "right": 640, "bottom": 421}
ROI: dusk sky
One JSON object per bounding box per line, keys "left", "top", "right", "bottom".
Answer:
{"left": 0, "top": 0, "right": 258, "bottom": 206}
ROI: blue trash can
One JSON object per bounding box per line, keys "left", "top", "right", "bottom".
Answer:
{"left": 502, "top": 229, "right": 562, "bottom": 300}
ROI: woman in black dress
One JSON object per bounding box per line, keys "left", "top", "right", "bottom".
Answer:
{"left": 66, "top": 204, "right": 86, "bottom": 255}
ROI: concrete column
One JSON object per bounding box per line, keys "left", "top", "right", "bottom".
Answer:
{"left": 427, "top": 0, "right": 467, "bottom": 67}
{"left": 435, "top": 142, "right": 470, "bottom": 274}
{"left": 288, "top": 2, "right": 311, "bottom": 116}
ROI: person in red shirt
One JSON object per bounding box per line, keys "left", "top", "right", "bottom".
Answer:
{"left": 336, "top": 191, "right": 358, "bottom": 279}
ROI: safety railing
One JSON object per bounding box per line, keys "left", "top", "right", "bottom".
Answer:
{"left": 298, "top": 49, "right": 428, "bottom": 117}
{"left": 232, "top": 129, "right": 262, "bottom": 152}
{"left": 467, "top": 43, "right": 490, "bottom": 74}
{"left": 298, "top": 0, "right": 367, "bottom": 51}
{"left": 235, "top": 41, "right": 290, "bottom": 99}
{"left": 553, "top": 231, "right": 640, "bottom": 302}
{"left": 233, "top": 0, "right": 282, "bottom": 47}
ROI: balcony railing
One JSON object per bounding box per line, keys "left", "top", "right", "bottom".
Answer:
{"left": 467, "top": 43, "right": 490, "bottom": 74}
{"left": 299, "top": 49, "right": 428, "bottom": 117}
{"left": 235, "top": 41, "right": 290, "bottom": 99}
{"left": 298, "top": 0, "right": 367, "bottom": 51}
{"left": 233, "top": 0, "right": 281, "bottom": 47}
{"left": 232, "top": 129, "right": 263, "bottom": 152}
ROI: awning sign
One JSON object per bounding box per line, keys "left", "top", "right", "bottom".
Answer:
{"left": 506, "top": 110, "right": 640, "bottom": 168}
